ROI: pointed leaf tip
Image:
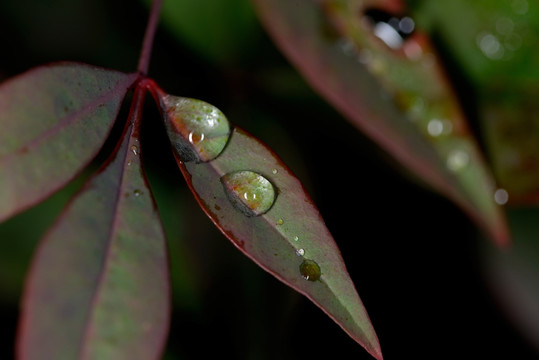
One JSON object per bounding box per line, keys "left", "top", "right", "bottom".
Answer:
{"left": 154, "top": 88, "right": 381, "bottom": 357}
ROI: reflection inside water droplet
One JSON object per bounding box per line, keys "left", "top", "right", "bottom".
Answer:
{"left": 161, "top": 96, "right": 231, "bottom": 162}
{"left": 300, "top": 259, "right": 321, "bottom": 281}
{"left": 221, "top": 171, "right": 276, "bottom": 217}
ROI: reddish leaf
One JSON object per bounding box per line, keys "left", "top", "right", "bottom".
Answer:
{"left": 251, "top": 0, "right": 509, "bottom": 246}
{"left": 152, "top": 88, "right": 382, "bottom": 359}
{"left": 17, "top": 88, "right": 170, "bottom": 360}
{"left": 0, "top": 62, "right": 137, "bottom": 222}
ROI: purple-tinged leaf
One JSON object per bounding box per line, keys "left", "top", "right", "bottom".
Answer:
{"left": 17, "top": 88, "right": 170, "bottom": 360}
{"left": 0, "top": 62, "right": 137, "bottom": 222}
{"left": 251, "top": 0, "right": 509, "bottom": 246}
{"left": 152, "top": 88, "right": 382, "bottom": 359}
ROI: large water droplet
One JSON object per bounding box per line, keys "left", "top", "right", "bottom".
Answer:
{"left": 161, "top": 95, "right": 231, "bottom": 162}
{"left": 300, "top": 259, "right": 321, "bottom": 281}
{"left": 221, "top": 171, "right": 276, "bottom": 217}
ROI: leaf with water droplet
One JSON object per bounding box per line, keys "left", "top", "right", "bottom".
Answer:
{"left": 157, "top": 92, "right": 231, "bottom": 163}
{"left": 251, "top": 0, "right": 509, "bottom": 246}
{"left": 0, "top": 63, "right": 137, "bottom": 222}
{"left": 17, "top": 89, "right": 170, "bottom": 359}
{"left": 155, "top": 88, "right": 381, "bottom": 358}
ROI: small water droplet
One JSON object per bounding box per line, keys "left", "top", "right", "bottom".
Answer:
{"left": 133, "top": 189, "right": 142, "bottom": 197}
{"left": 427, "top": 118, "right": 452, "bottom": 137}
{"left": 300, "top": 259, "right": 321, "bottom": 281}
{"left": 276, "top": 219, "right": 284, "bottom": 225}
{"left": 293, "top": 236, "right": 299, "bottom": 241}
{"left": 477, "top": 32, "right": 504, "bottom": 60}
{"left": 127, "top": 160, "right": 132, "bottom": 166}
{"left": 494, "top": 188, "right": 509, "bottom": 205}
{"left": 221, "top": 171, "right": 276, "bottom": 217}
{"left": 161, "top": 96, "right": 231, "bottom": 162}
{"left": 131, "top": 145, "right": 138, "bottom": 156}
{"left": 272, "top": 168, "right": 278, "bottom": 175}
{"left": 296, "top": 248, "right": 305, "bottom": 257}
{"left": 447, "top": 149, "right": 470, "bottom": 172}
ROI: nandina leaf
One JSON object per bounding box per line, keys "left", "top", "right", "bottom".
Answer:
{"left": 251, "top": 0, "right": 509, "bottom": 246}
{"left": 17, "top": 88, "right": 170, "bottom": 360}
{"left": 152, "top": 89, "right": 381, "bottom": 358}
{"left": 0, "top": 62, "right": 137, "bottom": 222}
{"left": 480, "top": 207, "right": 539, "bottom": 351}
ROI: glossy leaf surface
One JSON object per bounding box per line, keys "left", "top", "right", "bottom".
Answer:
{"left": 18, "top": 89, "right": 170, "bottom": 360}
{"left": 0, "top": 63, "right": 137, "bottom": 222}
{"left": 155, "top": 91, "right": 381, "bottom": 359}
{"left": 251, "top": 0, "right": 509, "bottom": 245}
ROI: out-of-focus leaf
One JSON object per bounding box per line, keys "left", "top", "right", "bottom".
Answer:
{"left": 0, "top": 62, "right": 137, "bottom": 222}
{"left": 413, "top": 0, "right": 539, "bottom": 85}
{"left": 153, "top": 89, "right": 382, "bottom": 359}
{"left": 413, "top": 1, "right": 539, "bottom": 203}
{"left": 17, "top": 88, "right": 170, "bottom": 360}
{"left": 481, "top": 86, "right": 539, "bottom": 204}
{"left": 143, "top": 0, "right": 258, "bottom": 64}
{"left": 251, "top": 0, "right": 509, "bottom": 246}
{"left": 480, "top": 207, "right": 539, "bottom": 353}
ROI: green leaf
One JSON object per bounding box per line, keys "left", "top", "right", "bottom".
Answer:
{"left": 0, "top": 62, "right": 137, "bottom": 222}
{"left": 17, "top": 89, "right": 170, "bottom": 360}
{"left": 251, "top": 0, "right": 509, "bottom": 245}
{"left": 145, "top": 0, "right": 258, "bottom": 64}
{"left": 154, "top": 90, "right": 382, "bottom": 359}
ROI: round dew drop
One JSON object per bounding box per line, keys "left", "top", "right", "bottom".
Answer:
{"left": 161, "top": 95, "right": 231, "bottom": 163}
{"left": 300, "top": 259, "right": 321, "bottom": 281}
{"left": 221, "top": 170, "right": 276, "bottom": 217}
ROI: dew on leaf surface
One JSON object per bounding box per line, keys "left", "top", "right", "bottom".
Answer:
{"left": 300, "top": 259, "right": 321, "bottom": 281}
{"left": 161, "top": 95, "right": 231, "bottom": 162}
{"left": 221, "top": 170, "right": 276, "bottom": 217}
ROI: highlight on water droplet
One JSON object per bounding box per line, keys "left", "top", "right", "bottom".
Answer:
{"left": 447, "top": 149, "right": 470, "bottom": 172}
{"left": 494, "top": 188, "right": 509, "bottom": 205}
{"left": 300, "top": 259, "right": 321, "bottom": 281}
{"left": 160, "top": 95, "right": 231, "bottom": 162}
{"left": 221, "top": 170, "right": 276, "bottom": 217}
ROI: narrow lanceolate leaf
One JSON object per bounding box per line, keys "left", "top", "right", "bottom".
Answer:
{"left": 0, "top": 62, "right": 137, "bottom": 222}
{"left": 18, "top": 88, "right": 170, "bottom": 360}
{"left": 154, "top": 90, "right": 382, "bottom": 359}
{"left": 251, "top": 0, "right": 510, "bottom": 246}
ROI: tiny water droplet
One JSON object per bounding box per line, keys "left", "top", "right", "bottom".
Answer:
{"left": 131, "top": 145, "right": 138, "bottom": 156}
{"left": 161, "top": 96, "right": 231, "bottom": 162}
{"left": 221, "top": 171, "right": 276, "bottom": 217}
{"left": 293, "top": 236, "right": 299, "bottom": 241}
{"left": 494, "top": 188, "right": 509, "bottom": 205}
{"left": 133, "top": 189, "right": 142, "bottom": 197}
{"left": 296, "top": 248, "right": 305, "bottom": 257}
{"left": 427, "top": 118, "right": 452, "bottom": 137}
{"left": 300, "top": 259, "right": 321, "bottom": 281}
{"left": 477, "top": 32, "right": 504, "bottom": 60}
{"left": 272, "top": 168, "right": 278, "bottom": 175}
{"left": 276, "top": 219, "right": 284, "bottom": 225}
{"left": 447, "top": 149, "right": 470, "bottom": 172}
{"left": 127, "top": 160, "right": 132, "bottom": 166}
